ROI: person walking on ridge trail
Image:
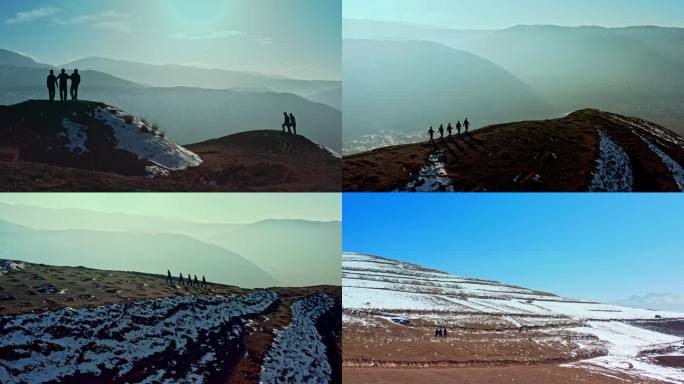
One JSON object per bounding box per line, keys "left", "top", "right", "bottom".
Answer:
{"left": 56, "top": 69, "right": 70, "bottom": 101}
{"left": 456, "top": 120, "right": 462, "bottom": 135}
{"left": 443, "top": 327, "right": 448, "bottom": 338}
{"left": 438, "top": 124, "right": 445, "bottom": 140}
{"left": 289, "top": 113, "right": 297, "bottom": 135}
{"left": 46, "top": 70, "right": 58, "bottom": 101}
{"left": 464, "top": 118, "right": 470, "bottom": 134}
{"left": 447, "top": 123, "right": 453, "bottom": 137}
{"left": 178, "top": 273, "right": 184, "bottom": 286}
{"left": 69, "top": 69, "right": 81, "bottom": 100}
{"left": 428, "top": 126, "right": 435, "bottom": 144}
{"left": 166, "top": 270, "right": 172, "bottom": 285}
{"left": 194, "top": 275, "right": 199, "bottom": 287}
{"left": 202, "top": 275, "right": 207, "bottom": 288}
{"left": 282, "top": 112, "right": 291, "bottom": 133}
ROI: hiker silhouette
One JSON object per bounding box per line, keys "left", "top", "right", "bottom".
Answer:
{"left": 447, "top": 123, "right": 453, "bottom": 137}
{"left": 438, "top": 124, "right": 444, "bottom": 139}
{"left": 443, "top": 327, "right": 448, "bottom": 338}
{"left": 46, "top": 70, "right": 58, "bottom": 101}
{"left": 464, "top": 118, "right": 470, "bottom": 134}
{"left": 56, "top": 69, "right": 70, "bottom": 101}
{"left": 289, "top": 113, "right": 297, "bottom": 135}
{"left": 178, "top": 273, "right": 184, "bottom": 286}
{"left": 456, "top": 121, "right": 462, "bottom": 135}
{"left": 428, "top": 126, "right": 435, "bottom": 143}
{"left": 282, "top": 112, "right": 291, "bottom": 133}
{"left": 166, "top": 270, "right": 172, "bottom": 285}
{"left": 202, "top": 275, "right": 207, "bottom": 288}
{"left": 194, "top": 275, "right": 198, "bottom": 287}
{"left": 70, "top": 69, "right": 81, "bottom": 100}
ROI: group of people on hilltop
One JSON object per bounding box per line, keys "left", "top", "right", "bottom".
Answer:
{"left": 434, "top": 327, "right": 449, "bottom": 339}
{"left": 428, "top": 118, "right": 471, "bottom": 143}
{"left": 166, "top": 269, "right": 207, "bottom": 289}
{"left": 46, "top": 69, "right": 81, "bottom": 101}
{"left": 282, "top": 112, "right": 298, "bottom": 135}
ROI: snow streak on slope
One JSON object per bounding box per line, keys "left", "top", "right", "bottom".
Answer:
{"left": 260, "top": 293, "right": 335, "bottom": 384}
{"left": 565, "top": 321, "right": 684, "bottom": 383}
{"left": 0, "top": 291, "right": 277, "bottom": 384}
{"left": 61, "top": 119, "right": 89, "bottom": 154}
{"left": 396, "top": 150, "right": 454, "bottom": 192}
{"left": 589, "top": 128, "right": 633, "bottom": 192}
{"left": 93, "top": 106, "right": 202, "bottom": 171}
{"left": 638, "top": 134, "right": 684, "bottom": 191}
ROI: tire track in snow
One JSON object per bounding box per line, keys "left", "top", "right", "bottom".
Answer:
{"left": 589, "top": 128, "right": 633, "bottom": 192}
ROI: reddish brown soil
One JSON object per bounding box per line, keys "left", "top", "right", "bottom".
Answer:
{"left": 343, "top": 366, "right": 669, "bottom": 384}
{"left": 343, "top": 109, "right": 683, "bottom": 192}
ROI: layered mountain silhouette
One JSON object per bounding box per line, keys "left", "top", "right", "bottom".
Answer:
{"left": 343, "top": 110, "right": 684, "bottom": 192}
{"left": 343, "top": 39, "right": 551, "bottom": 144}
{"left": 0, "top": 100, "right": 340, "bottom": 191}
{"left": 343, "top": 22, "right": 684, "bottom": 151}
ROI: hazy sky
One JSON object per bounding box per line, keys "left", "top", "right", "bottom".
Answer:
{"left": 0, "top": 193, "right": 341, "bottom": 223}
{"left": 0, "top": 0, "right": 341, "bottom": 79}
{"left": 343, "top": 193, "right": 683, "bottom": 303}
{"left": 344, "top": 0, "right": 684, "bottom": 29}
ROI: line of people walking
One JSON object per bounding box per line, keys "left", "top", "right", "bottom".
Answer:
{"left": 166, "top": 270, "right": 208, "bottom": 289}
{"left": 282, "top": 112, "right": 297, "bottom": 135}
{"left": 47, "top": 69, "right": 81, "bottom": 101}
{"left": 434, "top": 327, "right": 449, "bottom": 339}
{"left": 428, "top": 118, "right": 471, "bottom": 144}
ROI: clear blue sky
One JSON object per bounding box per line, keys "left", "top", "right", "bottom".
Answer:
{"left": 343, "top": 193, "right": 684, "bottom": 302}
{"left": 0, "top": 0, "right": 341, "bottom": 79}
{"left": 344, "top": 0, "right": 684, "bottom": 29}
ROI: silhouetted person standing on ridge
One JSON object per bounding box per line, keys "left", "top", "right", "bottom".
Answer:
{"left": 443, "top": 327, "right": 448, "bottom": 338}
{"left": 70, "top": 69, "right": 81, "bottom": 100}
{"left": 282, "top": 112, "right": 291, "bottom": 133}
{"left": 447, "top": 123, "right": 453, "bottom": 137}
{"left": 202, "top": 275, "right": 207, "bottom": 288}
{"left": 166, "top": 270, "right": 172, "bottom": 285}
{"left": 194, "top": 275, "right": 198, "bottom": 287}
{"left": 456, "top": 121, "right": 462, "bottom": 135}
{"left": 179, "top": 273, "right": 184, "bottom": 286}
{"left": 428, "top": 126, "right": 435, "bottom": 144}
{"left": 46, "top": 70, "right": 58, "bottom": 101}
{"left": 56, "top": 69, "right": 70, "bottom": 101}
{"left": 289, "top": 113, "right": 297, "bottom": 135}
{"left": 438, "top": 124, "right": 444, "bottom": 140}
{"left": 464, "top": 118, "right": 470, "bottom": 135}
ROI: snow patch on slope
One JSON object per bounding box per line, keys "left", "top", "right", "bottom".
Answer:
{"left": 0, "top": 290, "right": 277, "bottom": 384}
{"left": 0, "top": 260, "right": 24, "bottom": 276}
{"left": 93, "top": 106, "right": 202, "bottom": 171}
{"left": 396, "top": 150, "right": 454, "bottom": 192}
{"left": 589, "top": 128, "right": 633, "bottom": 192}
{"left": 637, "top": 134, "right": 684, "bottom": 191}
{"left": 260, "top": 293, "right": 335, "bottom": 384}
{"left": 60, "top": 119, "right": 89, "bottom": 154}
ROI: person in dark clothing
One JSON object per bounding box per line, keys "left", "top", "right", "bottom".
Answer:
{"left": 187, "top": 273, "right": 191, "bottom": 287}
{"left": 435, "top": 328, "right": 440, "bottom": 338}
{"left": 56, "top": 69, "right": 70, "bottom": 101}
{"left": 202, "top": 275, "right": 207, "bottom": 288}
{"left": 289, "top": 113, "right": 297, "bottom": 135}
{"left": 46, "top": 70, "right": 58, "bottom": 101}
{"left": 464, "top": 118, "right": 470, "bottom": 134}
{"left": 282, "top": 112, "right": 291, "bottom": 133}
{"left": 179, "top": 273, "right": 184, "bottom": 286}
{"left": 69, "top": 69, "right": 81, "bottom": 100}
{"left": 166, "top": 270, "right": 172, "bottom": 285}
{"left": 428, "top": 126, "right": 435, "bottom": 143}
{"left": 438, "top": 124, "right": 445, "bottom": 140}
{"left": 456, "top": 121, "right": 462, "bottom": 135}
{"left": 194, "top": 275, "right": 198, "bottom": 287}
{"left": 447, "top": 123, "right": 453, "bottom": 137}
{"left": 443, "top": 327, "right": 448, "bottom": 338}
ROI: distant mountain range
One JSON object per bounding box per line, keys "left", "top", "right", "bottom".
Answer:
{"left": 0, "top": 204, "right": 341, "bottom": 287}
{"left": 613, "top": 293, "right": 684, "bottom": 312}
{"left": 0, "top": 49, "right": 341, "bottom": 152}
{"left": 342, "top": 21, "right": 684, "bottom": 149}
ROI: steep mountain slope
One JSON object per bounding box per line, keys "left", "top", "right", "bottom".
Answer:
{"left": 206, "top": 220, "right": 342, "bottom": 287}
{"left": 306, "top": 87, "right": 341, "bottom": 110}
{"left": 343, "top": 252, "right": 684, "bottom": 383}
{"left": 343, "top": 39, "right": 552, "bottom": 147}
{"left": 343, "top": 109, "right": 684, "bottom": 192}
{"left": 0, "top": 260, "right": 341, "bottom": 384}
{"left": 64, "top": 56, "right": 339, "bottom": 95}
{"left": 0, "top": 227, "right": 277, "bottom": 288}
{"left": 0, "top": 101, "right": 340, "bottom": 191}
{"left": 0, "top": 49, "right": 50, "bottom": 68}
